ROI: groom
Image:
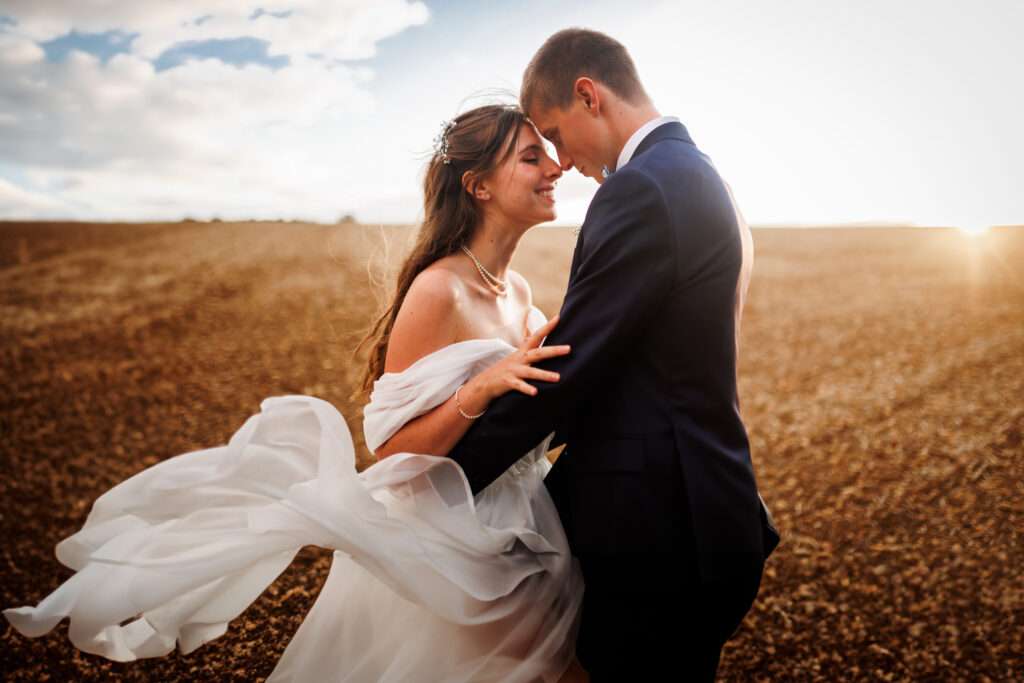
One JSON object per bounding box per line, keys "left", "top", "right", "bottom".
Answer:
{"left": 447, "top": 28, "right": 779, "bottom": 681}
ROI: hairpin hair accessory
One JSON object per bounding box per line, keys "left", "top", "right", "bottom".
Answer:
{"left": 433, "top": 119, "right": 455, "bottom": 164}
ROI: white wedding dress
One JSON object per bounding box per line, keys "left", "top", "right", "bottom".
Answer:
{"left": 3, "top": 305, "right": 584, "bottom": 682}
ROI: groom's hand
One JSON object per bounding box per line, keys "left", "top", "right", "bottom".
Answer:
{"left": 468, "top": 315, "right": 570, "bottom": 401}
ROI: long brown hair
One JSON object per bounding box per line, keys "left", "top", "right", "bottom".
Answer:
{"left": 352, "top": 104, "right": 528, "bottom": 400}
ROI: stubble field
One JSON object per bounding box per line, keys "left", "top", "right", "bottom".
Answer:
{"left": 1, "top": 220, "right": 1021, "bottom": 681}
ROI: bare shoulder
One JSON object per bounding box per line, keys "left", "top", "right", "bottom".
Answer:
{"left": 507, "top": 268, "right": 533, "bottom": 306}
{"left": 384, "top": 264, "right": 464, "bottom": 374}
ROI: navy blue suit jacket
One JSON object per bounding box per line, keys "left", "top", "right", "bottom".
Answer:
{"left": 447, "top": 121, "right": 778, "bottom": 583}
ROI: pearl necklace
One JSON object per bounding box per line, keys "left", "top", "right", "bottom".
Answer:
{"left": 460, "top": 245, "right": 508, "bottom": 295}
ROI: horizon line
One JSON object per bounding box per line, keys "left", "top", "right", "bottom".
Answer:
{"left": 1, "top": 218, "right": 1022, "bottom": 231}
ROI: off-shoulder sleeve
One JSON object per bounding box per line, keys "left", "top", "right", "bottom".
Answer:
{"left": 362, "top": 340, "right": 511, "bottom": 454}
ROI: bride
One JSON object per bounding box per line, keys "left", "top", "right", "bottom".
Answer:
{"left": 3, "top": 104, "right": 590, "bottom": 682}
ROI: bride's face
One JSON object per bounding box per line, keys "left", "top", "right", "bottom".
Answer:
{"left": 476, "top": 123, "right": 562, "bottom": 227}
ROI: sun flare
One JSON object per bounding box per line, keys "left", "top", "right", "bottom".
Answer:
{"left": 958, "top": 225, "right": 990, "bottom": 237}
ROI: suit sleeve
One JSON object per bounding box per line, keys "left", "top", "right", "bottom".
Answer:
{"left": 447, "top": 169, "right": 676, "bottom": 494}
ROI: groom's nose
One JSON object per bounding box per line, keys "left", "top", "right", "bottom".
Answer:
{"left": 556, "top": 148, "right": 574, "bottom": 172}
{"left": 545, "top": 158, "right": 563, "bottom": 179}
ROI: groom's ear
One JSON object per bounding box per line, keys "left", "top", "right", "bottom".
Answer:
{"left": 573, "top": 77, "right": 601, "bottom": 115}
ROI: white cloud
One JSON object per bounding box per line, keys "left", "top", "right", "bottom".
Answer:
{"left": 0, "top": 177, "right": 71, "bottom": 217}
{"left": 0, "top": 1, "right": 429, "bottom": 61}
{"left": 0, "top": 1, "right": 430, "bottom": 221}
{"left": 0, "top": 31, "right": 44, "bottom": 64}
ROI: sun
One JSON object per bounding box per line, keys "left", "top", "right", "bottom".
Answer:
{"left": 958, "top": 225, "right": 990, "bottom": 237}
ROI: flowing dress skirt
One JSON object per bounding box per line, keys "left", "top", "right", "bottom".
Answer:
{"left": 4, "top": 393, "right": 584, "bottom": 682}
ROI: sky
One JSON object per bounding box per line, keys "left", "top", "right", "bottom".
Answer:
{"left": 0, "top": 0, "right": 1021, "bottom": 229}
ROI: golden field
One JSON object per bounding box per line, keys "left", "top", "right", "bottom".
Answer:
{"left": 0, "top": 220, "right": 1021, "bottom": 681}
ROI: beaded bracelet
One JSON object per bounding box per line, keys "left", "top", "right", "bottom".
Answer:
{"left": 455, "top": 384, "right": 486, "bottom": 419}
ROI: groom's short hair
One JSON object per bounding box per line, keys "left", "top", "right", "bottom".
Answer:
{"left": 521, "top": 28, "right": 648, "bottom": 113}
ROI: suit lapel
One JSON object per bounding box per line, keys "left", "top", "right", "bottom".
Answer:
{"left": 566, "top": 122, "right": 692, "bottom": 283}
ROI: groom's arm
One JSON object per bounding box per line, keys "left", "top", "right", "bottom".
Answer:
{"left": 447, "top": 169, "right": 675, "bottom": 494}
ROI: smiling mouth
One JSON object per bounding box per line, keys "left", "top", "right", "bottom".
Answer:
{"left": 536, "top": 186, "right": 556, "bottom": 201}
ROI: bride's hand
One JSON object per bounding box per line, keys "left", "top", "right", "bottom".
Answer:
{"left": 468, "top": 314, "right": 570, "bottom": 402}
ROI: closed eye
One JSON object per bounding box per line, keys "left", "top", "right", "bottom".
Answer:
{"left": 519, "top": 144, "right": 544, "bottom": 164}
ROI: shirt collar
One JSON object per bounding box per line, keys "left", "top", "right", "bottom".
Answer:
{"left": 614, "top": 115, "right": 681, "bottom": 172}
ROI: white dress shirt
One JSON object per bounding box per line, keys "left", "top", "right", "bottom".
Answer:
{"left": 613, "top": 115, "right": 682, "bottom": 172}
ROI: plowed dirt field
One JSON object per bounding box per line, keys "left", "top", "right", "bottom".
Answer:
{"left": 2, "top": 221, "right": 1021, "bottom": 681}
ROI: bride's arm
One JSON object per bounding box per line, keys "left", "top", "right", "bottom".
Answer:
{"left": 373, "top": 268, "right": 568, "bottom": 460}
{"left": 373, "top": 388, "right": 490, "bottom": 460}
